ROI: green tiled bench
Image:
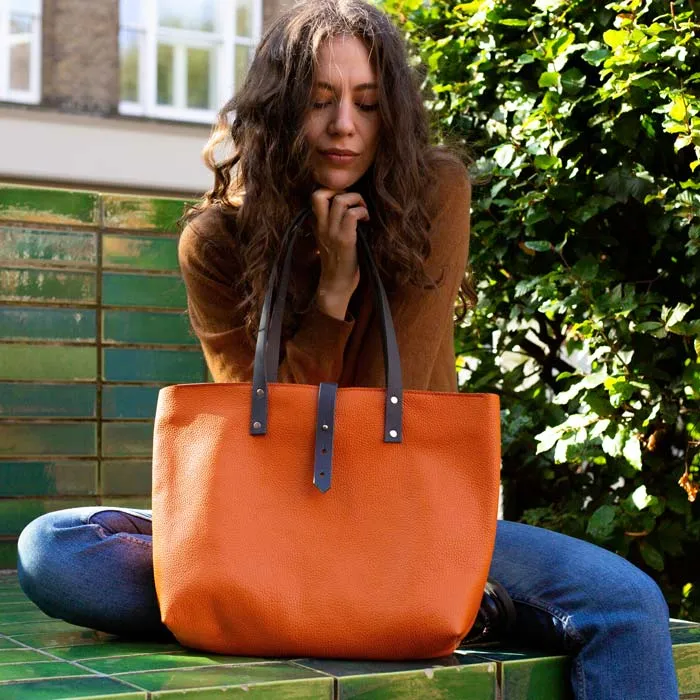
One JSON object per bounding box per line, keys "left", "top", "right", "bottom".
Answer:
{"left": 0, "top": 573, "right": 698, "bottom": 699}
{"left": 0, "top": 184, "right": 202, "bottom": 568}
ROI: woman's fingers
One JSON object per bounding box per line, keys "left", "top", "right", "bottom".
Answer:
{"left": 310, "top": 188, "right": 336, "bottom": 237}
{"left": 327, "top": 193, "right": 368, "bottom": 247}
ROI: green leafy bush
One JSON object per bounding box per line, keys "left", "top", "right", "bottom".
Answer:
{"left": 383, "top": 0, "right": 700, "bottom": 617}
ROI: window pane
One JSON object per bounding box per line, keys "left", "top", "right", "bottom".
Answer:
{"left": 187, "top": 47, "right": 213, "bottom": 109}
{"left": 235, "top": 44, "right": 253, "bottom": 92}
{"left": 236, "top": 0, "right": 254, "bottom": 38}
{"left": 9, "top": 42, "right": 30, "bottom": 91}
{"left": 158, "top": 0, "right": 215, "bottom": 32}
{"left": 120, "top": 0, "right": 142, "bottom": 26}
{"left": 11, "top": 0, "right": 40, "bottom": 13}
{"left": 119, "top": 29, "right": 141, "bottom": 103}
{"left": 157, "top": 44, "right": 174, "bottom": 105}
{"left": 9, "top": 14, "right": 33, "bottom": 92}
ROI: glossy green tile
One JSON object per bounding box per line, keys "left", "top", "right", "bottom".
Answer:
{"left": 295, "top": 655, "right": 479, "bottom": 677}
{"left": 151, "top": 677, "right": 334, "bottom": 698}
{"left": 103, "top": 310, "right": 195, "bottom": 346}
{"left": 337, "top": 662, "right": 496, "bottom": 699}
{"left": 50, "top": 642, "right": 185, "bottom": 661}
{"left": 0, "top": 228, "right": 96, "bottom": 265}
{"left": 103, "top": 235, "right": 179, "bottom": 272}
{"left": 0, "top": 499, "right": 97, "bottom": 536}
{"left": 0, "top": 345, "right": 96, "bottom": 381}
{"left": 102, "top": 273, "right": 186, "bottom": 309}
{"left": 675, "top": 642, "right": 700, "bottom": 694}
{"left": 479, "top": 652, "right": 570, "bottom": 700}
{"left": 670, "top": 619, "right": 700, "bottom": 629}
{"left": 8, "top": 628, "right": 118, "bottom": 649}
{"left": 102, "top": 195, "right": 190, "bottom": 234}
{"left": 0, "top": 639, "right": 21, "bottom": 650}
{"left": 103, "top": 348, "right": 204, "bottom": 383}
{"left": 0, "top": 423, "right": 96, "bottom": 457}
{"left": 0, "top": 186, "right": 99, "bottom": 226}
{"left": 0, "top": 661, "right": 93, "bottom": 682}
{"left": 101, "top": 462, "right": 151, "bottom": 496}
{"left": 100, "top": 497, "right": 152, "bottom": 509}
{"left": 115, "top": 663, "right": 327, "bottom": 692}
{"left": 0, "top": 308, "right": 96, "bottom": 341}
{"left": 0, "top": 620, "right": 91, "bottom": 636}
{"left": 102, "top": 386, "right": 161, "bottom": 420}
{"left": 0, "top": 676, "right": 146, "bottom": 698}
{"left": 0, "top": 609, "right": 51, "bottom": 624}
{"left": 0, "top": 461, "right": 97, "bottom": 496}
{"left": 0, "top": 385, "right": 96, "bottom": 418}
{"left": 83, "top": 652, "right": 263, "bottom": 674}
{"left": 0, "top": 542, "right": 18, "bottom": 569}
{"left": 0, "top": 649, "right": 51, "bottom": 663}
{"left": 0, "top": 267, "right": 96, "bottom": 303}
{"left": 101, "top": 424, "right": 153, "bottom": 458}
{"left": 672, "top": 626, "right": 700, "bottom": 645}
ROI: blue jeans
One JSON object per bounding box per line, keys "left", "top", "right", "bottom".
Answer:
{"left": 16, "top": 508, "right": 679, "bottom": 700}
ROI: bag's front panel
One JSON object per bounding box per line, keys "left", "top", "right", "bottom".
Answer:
{"left": 152, "top": 383, "right": 500, "bottom": 660}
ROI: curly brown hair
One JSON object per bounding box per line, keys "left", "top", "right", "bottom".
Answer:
{"left": 183, "top": 0, "right": 476, "bottom": 345}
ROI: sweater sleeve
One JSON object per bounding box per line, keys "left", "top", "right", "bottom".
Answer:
{"left": 390, "top": 161, "right": 471, "bottom": 392}
{"left": 178, "top": 221, "right": 355, "bottom": 385}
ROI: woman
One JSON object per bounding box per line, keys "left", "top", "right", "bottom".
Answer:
{"left": 17, "top": 1, "right": 679, "bottom": 698}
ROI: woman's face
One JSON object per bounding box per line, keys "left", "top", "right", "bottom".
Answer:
{"left": 303, "top": 35, "right": 381, "bottom": 191}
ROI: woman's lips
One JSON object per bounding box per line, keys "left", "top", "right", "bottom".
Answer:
{"left": 319, "top": 150, "right": 359, "bottom": 164}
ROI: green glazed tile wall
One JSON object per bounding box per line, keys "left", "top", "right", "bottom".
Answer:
{"left": 0, "top": 184, "right": 203, "bottom": 556}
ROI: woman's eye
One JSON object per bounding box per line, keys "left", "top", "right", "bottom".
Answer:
{"left": 358, "top": 103, "right": 379, "bottom": 112}
{"left": 313, "top": 102, "right": 331, "bottom": 109}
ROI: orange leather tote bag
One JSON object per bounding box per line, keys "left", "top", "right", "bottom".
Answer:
{"left": 152, "top": 211, "right": 501, "bottom": 660}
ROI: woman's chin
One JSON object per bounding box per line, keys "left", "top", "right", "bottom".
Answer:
{"left": 313, "top": 170, "right": 363, "bottom": 191}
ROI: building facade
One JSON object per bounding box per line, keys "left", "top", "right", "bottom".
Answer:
{"left": 0, "top": 0, "right": 289, "bottom": 196}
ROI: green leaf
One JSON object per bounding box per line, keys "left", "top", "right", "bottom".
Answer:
{"left": 534, "top": 154, "right": 562, "bottom": 170}
{"left": 499, "top": 18, "right": 529, "bottom": 26}
{"left": 538, "top": 71, "right": 560, "bottom": 88}
{"left": 639, "top": 541, "right": 665, "bottom": 572}
{"left": 523, "top": 240, "right": 552, "bottom": 252}
{"left": 631, "top": 485, "right": 652, "bottom": 510}
{"left": 623, "top": 435, "right": 643, "bottom": 470}
{"left": 666, "top": 303, "right": 692, "bottom": 329}
{"left": 572, "top": 256, "right": 599, "bottom": 280}
{"left": 582, "top": 48, "right": 610, "bottom": 65}
{"left": 494, "top": 144, "right": 515, "bottom": 168}
{"left": 603, "top": 29, "right": 628, "bottom": 48}
{"left": 695, "top": 338, "right": 700, "bottom": 359}
{"left": 587, "top": 505, "right": 617, "bottom": 540}
{"left": 561, "top": 68, "right": 586, "bottom": 93}
{"left": 669, "top": 96, "right": 688, "bottom": 122}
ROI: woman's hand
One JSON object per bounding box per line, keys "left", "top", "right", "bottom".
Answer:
{"left": 310, "top": 189, "right": 369, "bottom": 321}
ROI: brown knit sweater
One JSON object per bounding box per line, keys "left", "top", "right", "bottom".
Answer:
{"left": 178, "top": 160, "right": 471, "bottom": 393}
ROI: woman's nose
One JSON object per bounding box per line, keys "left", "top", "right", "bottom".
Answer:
{"left": 329, "top": 98, "right": 355, "bottom": 136}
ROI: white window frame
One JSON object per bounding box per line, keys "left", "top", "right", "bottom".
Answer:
{"left": 119, "top": 0, "right": 262, "bottom": 124}
{"left": 0, "top": 0, "right": 42, "bottom": 104}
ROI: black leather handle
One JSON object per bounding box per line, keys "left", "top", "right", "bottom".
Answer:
{"left": 250, "top": 210, "right": 403, "bottom": 442}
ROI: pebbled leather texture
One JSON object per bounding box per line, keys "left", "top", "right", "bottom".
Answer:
{"left": 152, "top": 383, "right": 501, "bottom": 660}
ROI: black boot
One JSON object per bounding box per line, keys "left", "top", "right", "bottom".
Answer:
{"left": 460, "top": 578, "right": 516, "bottom": 648}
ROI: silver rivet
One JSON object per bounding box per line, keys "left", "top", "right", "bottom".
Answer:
{"left": 256, "top": 388, "right": 264, "bottom": 397}
{"left": 389, "top": 430, "right": 398, "bottom": 438}
{"left": 253, "top": 421, "right": 262, "bottom": 430}
{"left": 390, "top": 396, "right": 398, "bottom": 405}
{"left": 322, "top": 424, "right": 329, "bottom": 431}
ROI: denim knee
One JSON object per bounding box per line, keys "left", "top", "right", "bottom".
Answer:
{"left": 576, "top": 553, "right": 671, "bottom": 639}
{"left": 17, "top": 511, "right": 66, "bottom": 614}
